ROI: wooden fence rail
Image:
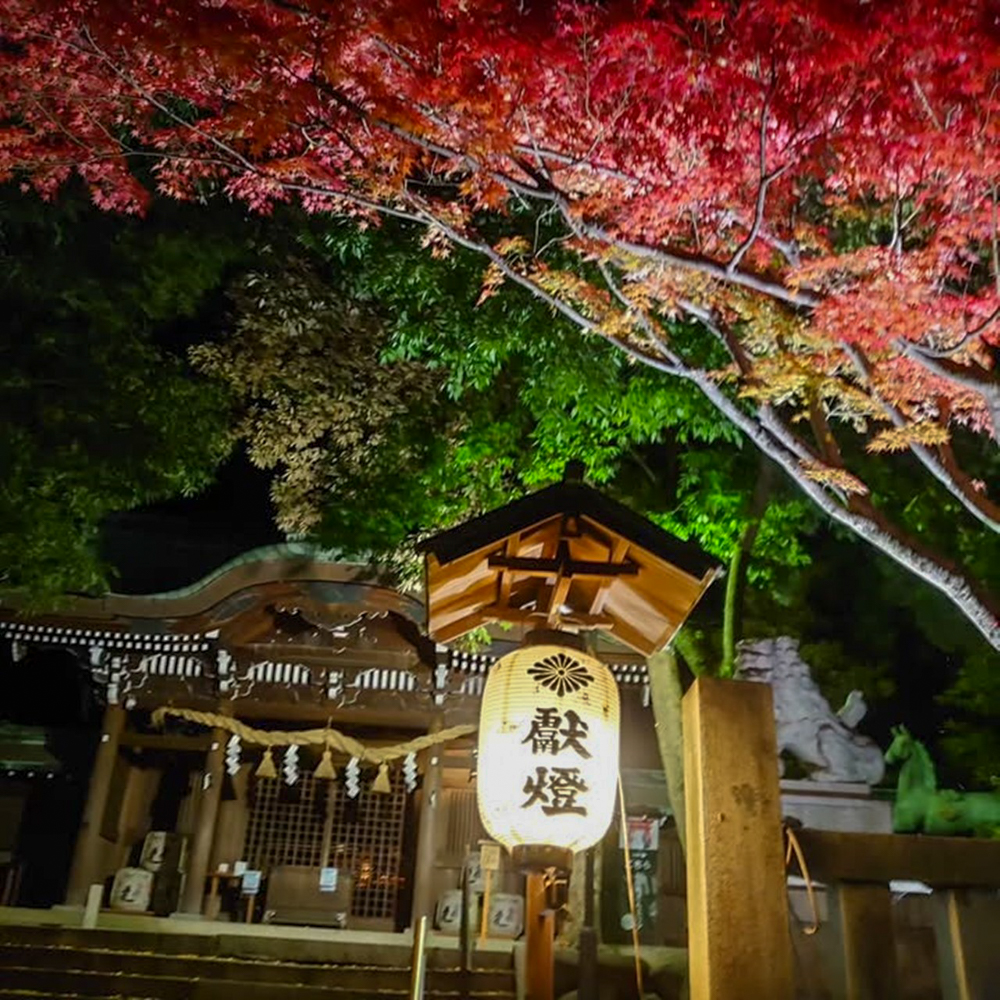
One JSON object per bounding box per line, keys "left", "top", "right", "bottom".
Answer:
{"left": 791, "top": 830, "right": 1000, "bottom": 1000}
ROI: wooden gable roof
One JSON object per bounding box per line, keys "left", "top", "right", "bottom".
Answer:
{"left": 420, "top": 478, "right": 720, "bottom": 655}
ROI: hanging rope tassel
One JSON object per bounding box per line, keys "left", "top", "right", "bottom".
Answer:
{"left": 372, "top": 762, "right": 392, "bottom": 794}
{"left": 256, "top": 748, "right": 277, "bottom": 779}
{"left": 283, "top": 745, "right": 300, "bottom": 785}
{"left": 784, "top": 822, "right": 820, "bottom": 935}
{"left": 314, "top": 748, "right": 337, "bottom": 780}
{"left": 225, "top": 734, "right": 242, "bottom": 776}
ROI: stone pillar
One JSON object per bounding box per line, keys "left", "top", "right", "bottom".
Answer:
{"left": 410, "top": 715, "right": 444, "bottom": 928}
{"left": 65, "top": 703, "right": 126, "bottom": 906}
{"left": 179, "top": 720, "right": 228, "bottom": 915}
{"left": 683, "top": 677, "right": 794, "bottom": 1000}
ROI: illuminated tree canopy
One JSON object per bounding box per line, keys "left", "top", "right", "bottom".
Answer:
{"left": 1, "top": 0, "right": 997, "bottom": 645}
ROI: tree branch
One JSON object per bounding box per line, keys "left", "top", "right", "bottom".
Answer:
{"left": 896, "top": 338, "right": 1000, "bottom": 439}
{"left": 727, "top": 96, "right": 789, "bottom": 274}
{"left": 992, "top": 182, "right": 1000, "bottom": 298}
{"left": 906, "top": 306, "right": 1000, "bottom": 359}
{"left": 574, "top": 213, "right": 821, "bottom": 308}
{"left": 667, "top": 373, "right": 1000, "bottom": 650}
{"left": 845, "top": 343, "right": 1000, "bottom": 532}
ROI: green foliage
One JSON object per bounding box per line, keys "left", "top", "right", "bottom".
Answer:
{"left": 800, "top": 641, "right": 897, "bottom": 715}
{"left": 0, "top": 188, "right": 240, "bottom": 604}
{"left": 649, "top": 450, "right": 817, "bottom": 584}
{"left": 938, "top": 648, "right": 1000, "bottom": 789}
{"left": 294, "top": 220, "right": 818, "bottom": 586}
{"left": 192, "top": 261, "right": 446, "bottom": 542}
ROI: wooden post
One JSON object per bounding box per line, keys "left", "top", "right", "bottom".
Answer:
{"left": 480, "top": 867, "right": 493, "bottom": 943}
{"left": 65, "top": 703, "right": 126, "bottom": 905}
{"left": 82, "top": 884, "right": 103, "bottom": 929}
{"left": 525, "top": 871, "right": 555, "bottom": 1000}
{"left": 410, "top": 715, "right": 444, "bottom": 928}
{"left": 934, "top": 888, "right": 1000, "bottom": 1000}
{"left": 577, "top": 847, "right": 599, "bottom": 1000}
{"left": 683, "top": 677, "right": 794, "bottom": 1000}
{"left": 409, "top": 914, "right": 429, "bottom": 1000}
{"left": 179, "top": 721, "right": 228, "bottom": 914}
{"left": 828, "top": 883, "right": 899, "bottom": 1000}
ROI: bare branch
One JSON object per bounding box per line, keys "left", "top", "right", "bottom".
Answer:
{"left": 666, "top": 374, "right": 1000, "bottom": 650}
{"left": 403, "top": 193, "right": 631, "bottom": 347}
{"left": 905, "top": 306, "right": 1000, "bottom": 359}
{"left": 911, "top": 78, "right": 943, "bottom": 131}
{"left": 727, "top": 96, "right": 790, "bottom": 274}
{"left": 757, "top": 229, "right": 800, "bottom": 267}
{"left": 845, "top": 344, "right": 1000, "bottom": 533}
{"left": 573, "top": 213, "right": 821, "bottom": 308}
{"left": 511, "top": 142, "right": 643, "bottom": 184}
{"left": 896, "top": 337, "right": 1000, "bottom": 439}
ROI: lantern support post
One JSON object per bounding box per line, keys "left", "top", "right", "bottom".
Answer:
{"left": 578, "top": 847, "right": 599, "bottom": 1000}
{"left": 525, "top": 869, "right": 557, "bottom": 1000}
{"left": 421, "top": 471, "right": 719, "bottom": 1000}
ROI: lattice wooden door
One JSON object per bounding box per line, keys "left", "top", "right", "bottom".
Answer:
{"left": 244, "top": 771, "right": 408, "bottom": 926}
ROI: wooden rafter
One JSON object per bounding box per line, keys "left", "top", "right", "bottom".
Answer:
{"left": 422, "top": 478, "right": 719, "bottom": 654}
{"left": 589, "top": 537, "right": 631, "bottom": 616}
{"left": 488, "top": 540, "right": 639, "bottom": 579}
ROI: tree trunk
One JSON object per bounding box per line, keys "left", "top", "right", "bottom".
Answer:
{"left": 646, "top": 648, "right": 687, "bottom": 853}
{"left": 721, "top": 458, "right": 775, "bottom": 677}
{"left": 721, "top": 544, "right": 743, "bottom": 680}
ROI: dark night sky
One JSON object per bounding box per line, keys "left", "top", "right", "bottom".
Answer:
{"left": 99, "top": 449, "right": 282, "bottom": 595}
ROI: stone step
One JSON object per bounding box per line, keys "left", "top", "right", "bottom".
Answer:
{"left": 0, "top": 992, "right": 152, "bottom": 1000}
{"left": 0, "top": 967, "right": 514, "bottom": 1000}
{"left": 0, "top": 942, "right": 514, "bottom": 993}
{"left": 0, "top": 925, "right": 512, "bottom": 970}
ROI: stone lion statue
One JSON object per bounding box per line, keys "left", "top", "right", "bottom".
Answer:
{"left": 737, "top": 636, "right": 885, "bottom": 786}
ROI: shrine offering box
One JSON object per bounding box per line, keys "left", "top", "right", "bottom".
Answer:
{"left": 264, "top": 865, "right": 352, "bottom": 927}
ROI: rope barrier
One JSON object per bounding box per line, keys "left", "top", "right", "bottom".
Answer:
{"left": 784, "top": 822, "right": 820, "bottom": 936}
{"left": 151, "top": 705, "right": 476, "bottom": 764}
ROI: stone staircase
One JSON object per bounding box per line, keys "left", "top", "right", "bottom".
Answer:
{"left": 0, "top": 924, "right": 516, "bottom": 1000}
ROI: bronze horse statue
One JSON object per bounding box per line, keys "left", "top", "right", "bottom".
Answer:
{"left": 885, "top": 725, "right": 1000, "bottom": 837}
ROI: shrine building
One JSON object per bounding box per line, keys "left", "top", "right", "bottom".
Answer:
{"left": 0, "top": 477, "right": 718, "bottom": 945}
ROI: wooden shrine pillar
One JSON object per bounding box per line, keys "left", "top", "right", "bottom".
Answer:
{"left": 683, "top": 677, "right": 794, "bottom": 1000}
{"left": 65, "top": 703, "right": 126, "bottom": 906}
{"left": 410, "top": 715, "right": 444, "bottom": 928}
{"left": 179, "top": 714, "right": 229, "bottom": 914}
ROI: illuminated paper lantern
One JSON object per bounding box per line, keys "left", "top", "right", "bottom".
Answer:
{"left": 477, "top": 644, "right": 619, "bottom": 865}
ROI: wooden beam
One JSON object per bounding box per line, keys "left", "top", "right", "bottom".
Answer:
{"left": 487, "top": 554, "right": 638, "bottom": 578}
{"left": 792, "top": 830, "right": 1000, "bottom": 889}
{"left": 478, "top": 605, "right": 614, "bottom": 630}
{"left": 430, "top": 578, "right": 498, "bottom": 619}
{"left": 497, "top": 533, "right": 520, "bottom": 610}
{"left": 545, "top": 573, "right": 573, "bottom": 622}
{"left": 589, "top": 538, "right": 630, "bottom": 616}
{"left": 119, "top": 733, "right": 212, "bottom": 752}
{"left": 430, "top": 610, "right": 491, "bottom": 644}
{"left": 598, "top": 613, "right": 656, "bottom": 657}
